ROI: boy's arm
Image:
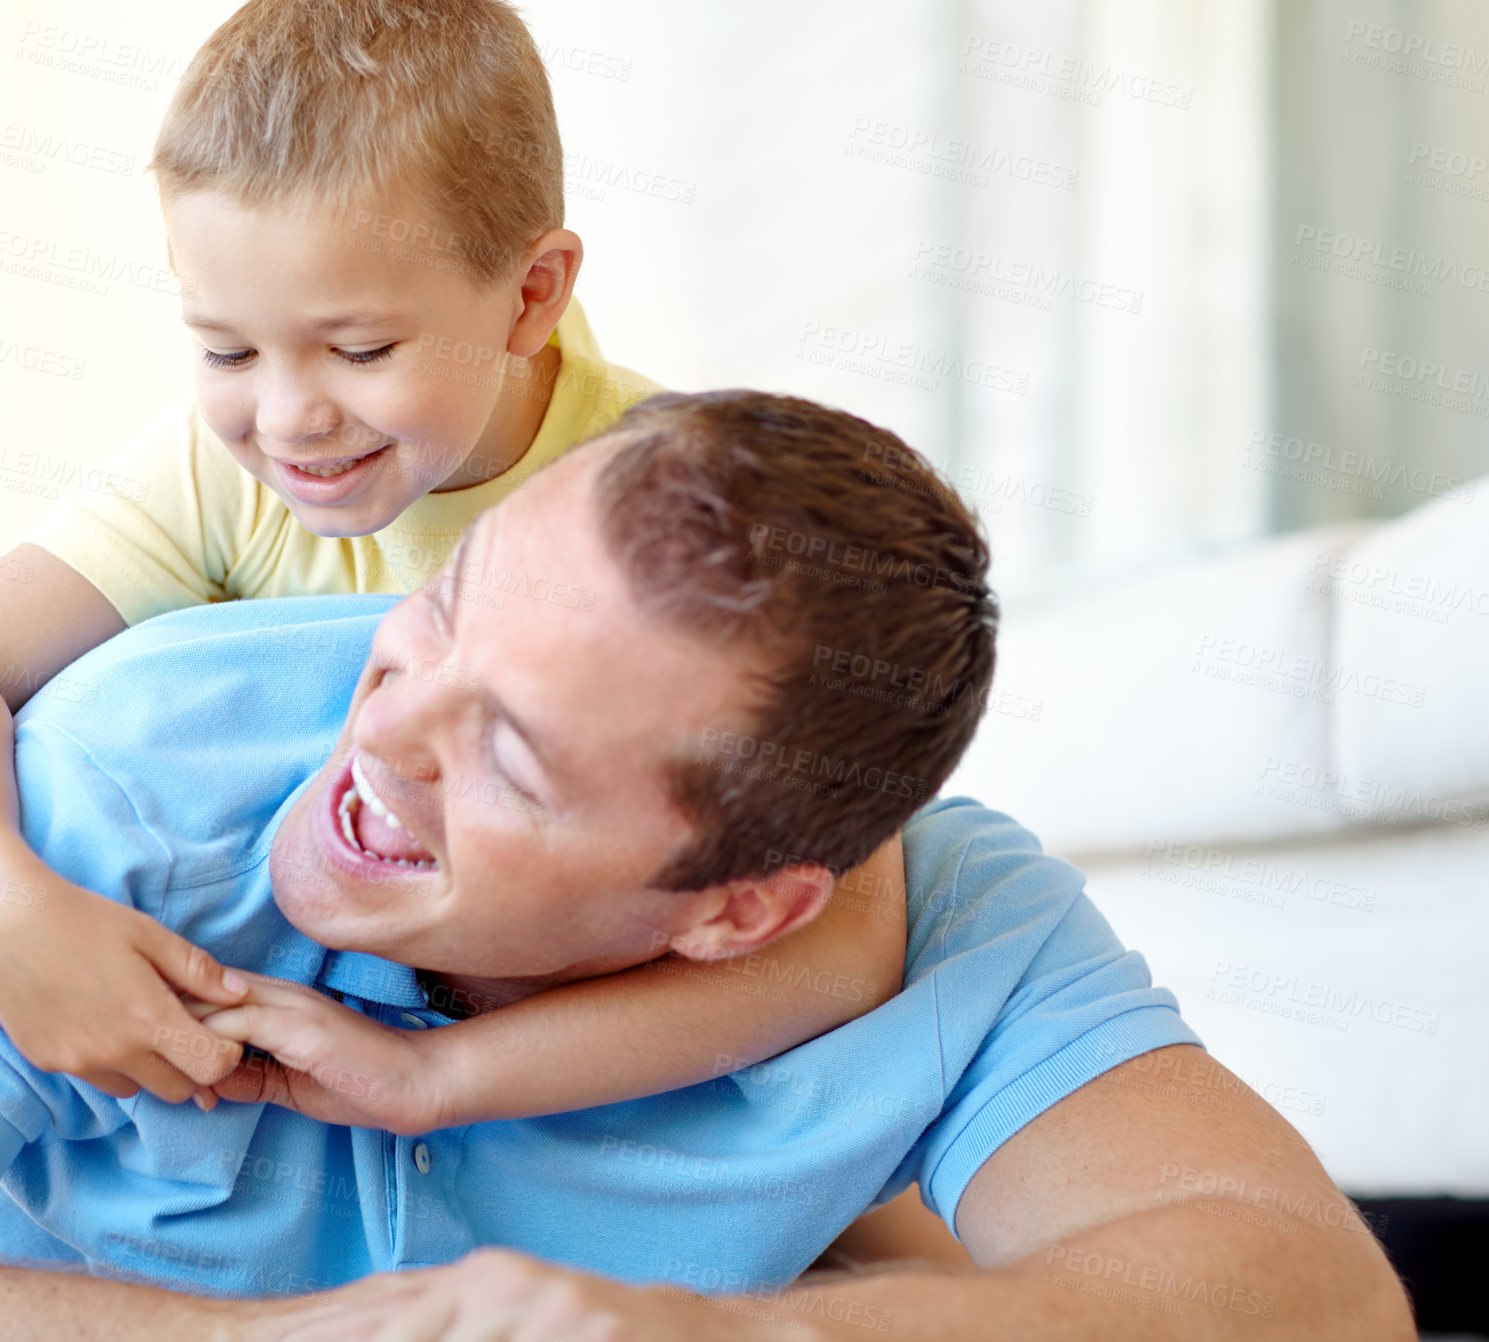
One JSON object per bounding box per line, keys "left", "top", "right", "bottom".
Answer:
{"left": 0, "top": 544, "right": 126, "bottom": 716}
{"left": 434, "top": 832, "right": 907, "bottom": 1123}
{"left": 206, "top": 836, "right": 907, "bottom": 1133}
{"left": 0, "top": 545, "right": 251, "bottom": 1103}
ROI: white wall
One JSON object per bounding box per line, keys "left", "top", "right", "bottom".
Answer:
{"left": 3, "top": 0, "right": 1272, "bottom": 608}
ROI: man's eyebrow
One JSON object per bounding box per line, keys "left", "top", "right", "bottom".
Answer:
{"left": 445, "top": 526, "right": 564, "bottom": 784}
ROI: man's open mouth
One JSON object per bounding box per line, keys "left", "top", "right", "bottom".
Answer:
{"left": 334, "top": 752, "right": 440, "bottom": 869}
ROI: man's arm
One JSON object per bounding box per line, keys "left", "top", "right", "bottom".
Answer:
{"left": 0, "top": 1264, "right": 295, "bottom": 1342}
{"left": 286, "top": 1045, "right": 1413, "bottom": 1341}
{"left": 780, "top": 1043, "right": 1412, "bottom": 1339}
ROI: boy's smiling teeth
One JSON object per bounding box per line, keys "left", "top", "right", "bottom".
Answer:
{"left": 339, "top": 753, "right": 439, "bottom": 869}
{"left": 290, "top": 444, "right": 391, "bottom": 477}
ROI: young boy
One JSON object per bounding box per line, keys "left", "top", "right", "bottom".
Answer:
{"left": 0, "top": 0, "right": 904, "bottom": 1123}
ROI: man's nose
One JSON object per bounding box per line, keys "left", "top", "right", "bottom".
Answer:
{"left": 351, "top": 666, "right": 459, "bottom": 793}
{"left": 254, "top": 366, "right": 340, "bottom": 449}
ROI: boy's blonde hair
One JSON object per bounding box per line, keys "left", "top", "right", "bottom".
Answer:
{"left": 150, "top": 0, "right": 564, "bottom": 281}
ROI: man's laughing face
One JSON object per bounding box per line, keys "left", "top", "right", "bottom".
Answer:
{"left": 268, "top": 444, "right": 764, "bottom": 984}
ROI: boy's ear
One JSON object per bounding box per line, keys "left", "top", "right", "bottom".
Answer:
{"left": 507, "top": 228, "right": 584, "bottom": 358}
{"left": 667, "top": 864, "right": 837, "bottom": 963}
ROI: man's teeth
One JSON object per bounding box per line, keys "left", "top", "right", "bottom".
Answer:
{"left": 351, "top": 753, "right": 403, "bottom": 828}
{"left": 338, "top": 756, "right": 438, "bottom": 869}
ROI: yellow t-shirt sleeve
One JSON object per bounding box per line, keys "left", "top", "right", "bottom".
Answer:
{"left": 23, "top": 398, "right": 258, "bottom": 626}
{"left": 20, "top": 301, "right": 659, "bottom": 625}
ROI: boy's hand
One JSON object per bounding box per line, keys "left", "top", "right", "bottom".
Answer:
{"left": 0, "top": 840, "right": 250, "bottom": 1104}
{"left": 0, "top": 697, "right": 19, "bottom": 831}
{"left": 199, "top": 973, "right": 437, "bottom": 1135}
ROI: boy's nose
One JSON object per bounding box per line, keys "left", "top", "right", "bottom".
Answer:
{"left": 255, "top": 375, "right": 340, "bottom": 448}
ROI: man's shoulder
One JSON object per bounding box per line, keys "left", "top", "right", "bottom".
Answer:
{"left": 903, "top": 796, "right": 1051, "bottom": 877}
{"left": 889, "top": 797, "right": 1196, "bottom": 1227}
{"left": 14, "top": 596, "right": 393, "bottom": 905}
{"left": 901, "top": 797, "right": 1085, "bottom": 969}
{"left": 16, "top": 594, "right": 392, "bottom": 733}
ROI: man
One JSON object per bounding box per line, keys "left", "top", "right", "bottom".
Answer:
{"left": 0, "top": 393, "right": 1409, "bottom": 1338}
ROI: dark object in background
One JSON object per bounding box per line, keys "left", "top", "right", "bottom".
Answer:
{"left": 1354, "top": 1197, "right": 1489, "bottom": 1336}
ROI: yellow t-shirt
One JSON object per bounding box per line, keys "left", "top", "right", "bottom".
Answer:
{"left": 25, "top": 301, "right": 661, "bottom": 626}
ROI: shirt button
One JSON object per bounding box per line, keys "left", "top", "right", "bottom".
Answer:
{"left": 400, "top": 1013, "right": 428, "bottom": 1029}
{"left": 413, "top": 1142, "right": 432, "bottom": 1175}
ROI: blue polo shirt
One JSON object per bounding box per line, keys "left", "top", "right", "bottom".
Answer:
{"left": 1, "top": 595, "right": 1198, "bottom": 1296}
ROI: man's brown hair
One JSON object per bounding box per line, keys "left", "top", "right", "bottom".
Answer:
{"left": 150, "top": 0, "right": 563, "bottom": 281}
{"left": 592, "top": 391, "right": 998, "bottom": 891}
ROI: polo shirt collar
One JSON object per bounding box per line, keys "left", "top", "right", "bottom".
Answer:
{"left": 316, "top": 949, "right": 430, "bottom": 1010}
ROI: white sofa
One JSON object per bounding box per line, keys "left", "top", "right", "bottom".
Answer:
{"left": 945, "top": 479, "right": 1489, "bottom": 1197}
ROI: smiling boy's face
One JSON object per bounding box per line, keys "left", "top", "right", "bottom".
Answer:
{"left": 163, "top": 187, "right": 568, "bottom": 538}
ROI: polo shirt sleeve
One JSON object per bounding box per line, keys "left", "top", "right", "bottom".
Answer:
{"left": 15, "top": 719, "right": 172, "bottom": 918}
{"left": 893, "top": 801, "right": 1201, "bottom": 1233}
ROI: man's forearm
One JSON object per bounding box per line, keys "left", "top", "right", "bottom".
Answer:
{"left": 718, "top": 1203, "right": 1412, "bottom": 1341}
{"left": 0, "top": 1264, "right": 290, "bottom": 1342}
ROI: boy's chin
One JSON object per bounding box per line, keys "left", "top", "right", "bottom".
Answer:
{"left": 280, "top": 495, "right": 403, "bottom": 540}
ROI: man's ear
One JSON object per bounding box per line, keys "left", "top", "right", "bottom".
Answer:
{"left": 668, "top": 864, "right": 837, "bottom": 963}
{"left": 506, "top": 228, "right": 584, "bottom": 358}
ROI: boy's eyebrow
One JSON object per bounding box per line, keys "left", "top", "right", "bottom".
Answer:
{"left": 305, "top": 311, "right": 417, "bottom": 332}
{"left": 181, "top": 314, "right": 241, "bottom": 335}
{"left": 181, "top": 311, "right": 415, "bottom": 335}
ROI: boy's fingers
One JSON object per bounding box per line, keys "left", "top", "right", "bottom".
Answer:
{"left": 149, "top": 993, "right": 246, "bottom": 1086}
{"left": 200, "top": 1002, "right": 315, "bottom": 1073}
{"left": 131, "top": 1057, "right": 204, "bottom": 1106}
{"left": 138, "top": 922, "right": 249, "bottom": 1005}
{"left": 213, "top": 1056, "right": 295, "bottom": 1109}
{"left": 196, "top": 1003, "right": 262, "bottom": 1045}
{"left": 230, "top": 973, "right": 324, "bottom": 1004}
{"left": 185, "top": 975, "right": 320, "bottom": 1018}
{"left": 184, "top": 1036, "right": 244, "bottom": 1087}
{"left": 78, "top": 1070, "right": 140, "bottom": 1100}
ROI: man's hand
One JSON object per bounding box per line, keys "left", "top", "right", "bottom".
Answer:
{"left": 0, "top": 838, "right": 249, "bottom": 1104}
{"left": 266, "top": 1248, "right": 794, "bottom": 1342}
{"left": 201, "top": 973, "right": 437, "bottom": 1135}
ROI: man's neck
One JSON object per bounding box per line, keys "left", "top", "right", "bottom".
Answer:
{"left": 417, "top": 947, "right": 666, "bottom": 1020}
